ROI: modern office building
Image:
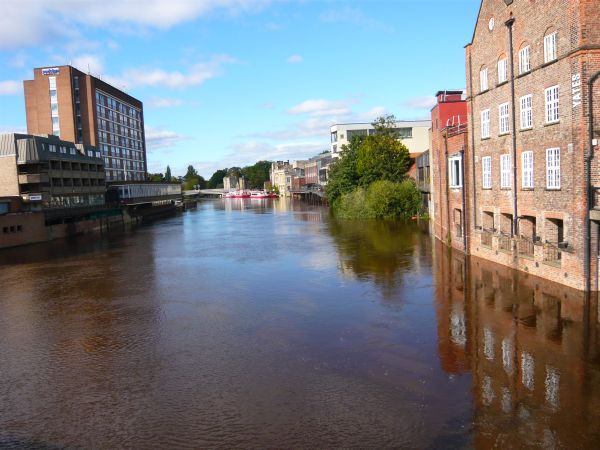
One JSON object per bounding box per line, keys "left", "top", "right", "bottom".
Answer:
{"left": 24, "top": 65, "right": 147, "bottom": 182}
{"left": 0, "top": 133, "right": 106, "bottom": 209}
{"left": 329, "top": 120, "right": 432, "bottom": 158}
{"left": 464, "top": 0, "right": 600, "bottom": 290}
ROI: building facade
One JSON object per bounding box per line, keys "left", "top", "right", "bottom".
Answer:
{"left": 270, "top": 161, "right": 293, "bottom": 196}
{"left": 329, "top": 120, "right": 432, "bottom": 158}
{"left": 430, "top": 90, "right": 470, "bottom": 253}
{"left": 464, "top": 0, "right": 600, "bottom": 290}
{"left": 0, "top": 133, "right": 106, "bottom": 210}
{"left": 305, "top": 152, "right": 333, "bottom": 186}
{"left": 24, "top": 65, "right": 147, "bottom": 182}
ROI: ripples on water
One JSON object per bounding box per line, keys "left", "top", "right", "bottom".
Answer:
{"left": 0, "top": 199, "right": 599, "bottom": 448}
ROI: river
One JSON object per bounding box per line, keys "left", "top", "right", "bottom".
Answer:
{"left": 1, "top": 199, "right": 599, "bottom": 448}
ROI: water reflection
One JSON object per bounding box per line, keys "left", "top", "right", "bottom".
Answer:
{"left": 433, "top": 240, "right": 600, "bottom": 448}
{"left": 1, "top": 201, "right": 600, "bottom": 448}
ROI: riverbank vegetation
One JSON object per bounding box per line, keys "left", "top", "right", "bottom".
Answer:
{"left": 325, "top": 115, "right": 422, "bottom": 219}
{"left": 207, "top": 161, "right": 271, "bottom": 189}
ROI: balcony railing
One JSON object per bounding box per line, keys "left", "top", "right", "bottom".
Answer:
{"left": 543, "top": 242, "right": 562, "bottom": 265}
{"left": 517, "top": 237, "right": 535, "bottom": 257}
{"left": 481, "top": 229, "right": 493, "bottom": 248}
{"left": 498, "top": 233, "right": 512, "bottom": 252}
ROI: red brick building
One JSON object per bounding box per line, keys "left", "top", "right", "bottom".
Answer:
{"left": 24, "top": 65, "right": 147, "bottom": 182}
{"left": 463, "top": 0, "right": 600, "bottom": 290}
{"left": 431, "top": 90, "right": 470, "bottom": 253}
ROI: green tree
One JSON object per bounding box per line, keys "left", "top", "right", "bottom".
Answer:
{"left": 241, "top": 160, "right": 271, "bottom": 189}
{"left": 208, "top": 168, "right": 228, "bottom": 188}
{"left": 148, "top": 172, "right": 164, "bottom": 182}
{"left": 185, "top": 165, "right": 199, "bottom": 179}
{"left": 165, "top": 166, "right": 172, "bottom": 182}
{"left": 356, "top": 115, "right": 411, "bottom": 186}
{"left": 325, "top": 135, "right": 362, "bottom": 207}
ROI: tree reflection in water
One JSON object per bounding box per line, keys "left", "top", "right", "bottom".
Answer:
{"left": 327, "top": 218, "right": 431, "bottom": 299}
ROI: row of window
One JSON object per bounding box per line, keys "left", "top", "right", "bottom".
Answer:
{"left": 49, "top": 77, "right": 60, "bottom": 136}
{"left": 480, "top": 86, "right": 559, "bottom": 138}
{"left": 98, "top": 132, "right": 143, "bottom": 151}
{"left": 96, "top": 106, "right": 143, "bottom": 132}
{"left": 95, "top": 92, "right": 142, "bottom": 120}
{"left": 106, "top": 171, "right": 146, "bottom": 181}
{"left": 103, "top": 157, "right": 145, "bottom": 171}
{"left": 448, "top": 148, "right": 561, "bottom": 190}
{"left": 480, "top": 31, "right": 557, "bottom": 92}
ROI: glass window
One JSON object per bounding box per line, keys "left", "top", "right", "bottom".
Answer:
{"left": 497, "top": 58, "right": 508, "bottom": 84}
{"left": 519, "top": 46, "right": 530, "bottom": 74}
{"left": 520, "top": 95, "right": 533, "bottom": 129}
{"left": 499, "top": 102, "right": 510, "bottom": 134}
{"left": 480, "top": 68, "right": 488, "bottom": 92}
{"left": 522, "top": 151, "right": 534, "bottom": 189}
{"left": 544, "top": 32, "right": 557, "bottom": 63}
{"left": 448, "top": 155, "right": 463, "bottom": 188}
{"left": 482, "top": 156, "right": 492, "bottom": 189}
{"left": 481, "top": 109, "right": 490, "bottom": 139}
{"left": 545, "top": 85, "right": 560, "bottom": 123}
{"left": 546, "top": 147, "right": 560, "bottom": 189}
{"left": 500, "top": 154, "right": 511, "bottom": 188}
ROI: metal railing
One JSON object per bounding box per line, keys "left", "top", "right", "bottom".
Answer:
{"left": 481, "top": 229, "right": 493, "bottom": 248}
{"left": 498, "top": 233, "right": 512, "bottom": 252}
{"left": 517, "top": 237, "right": 535, "bottom": 257}
{"left": 543, "top": 242, "right": 562, "bottom": 264}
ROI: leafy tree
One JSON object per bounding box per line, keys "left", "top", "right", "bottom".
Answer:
{"left": 165, "top": 166, "right": 172, "bottom": 182}
{"left": 208, "top": 168, "right": 228, "bottom": 188}
{"left": 148, "top": 172, "right": 164, "bottom": 182}
{"left": 185, "top": 165, "right": 199, "bottom": 179}
{"left": 241, "top": 160, "right": 271, "bottom": 189}
{"left": 325, "top": 135, "right": 362, "bottom": 206}
{"left": 356, "top": 115, "right": 411, "bottom": 186}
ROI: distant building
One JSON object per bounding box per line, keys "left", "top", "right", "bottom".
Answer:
{"left": 305, "top": 152, "right": 332, "bottom": 186}
{"left": 223, "top": 175, "right": 246, "bottom": 191}
{"left": 24, "top": 65, "right": 147, "bottom": 182}
{"left": 0, "top": 133, "right": 106, "bottom": 210}
{"left": 329, "top": 120, "right": 432, "bottom": 158}
{"left": 270, "top": 161, "right": 293, "bottom": 196}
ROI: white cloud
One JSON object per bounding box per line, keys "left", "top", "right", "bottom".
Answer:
{"left": 0, "top": 80, "right": 22, "bottom": 95}
{"left": 110, "top": 55, "right": 237, "bottom": 90}
{"left": 287, "top": 54, "right": 303, "bottom": 63}
{"left": 8, "top": 52, "right": 27, "bottom": 68}
{"left": 147, "top": 97, "right": 186, "bottom": 108}
{"left": 403, "top": 96, "right": 437, "bottom": 110}
{"left": 0, "top": 0, "right": 275, "bottom": 49}
{"left": 71, "top": 54, "right": 105, "bottom": 75}
{"left": 145, "top": 126, "right": 187, "bottom": 151}
{"left": 288, "top": 99, "right": 356, "bottom": 117}
{"left": 320, "top": 7, "right": 394, "bottom": 34}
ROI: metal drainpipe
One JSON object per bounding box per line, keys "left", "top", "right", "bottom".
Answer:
{"left": 585, "top": 70, "right": 600, "bottom": 294}
{"left": 505, "top": 17, "right": 519, "bottom": 237}
{"left": 468, "top": 50, "right": 478, "bottom": 232}
{"left": 444, "top": 131, "right": 451, "bottom": 244}
{"left": 460, "top": 148, "right": 468, "bottom": 252}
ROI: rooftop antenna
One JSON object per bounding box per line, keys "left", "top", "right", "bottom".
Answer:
{"left": 87, "top": 63, "right": 91, "bottom": 75}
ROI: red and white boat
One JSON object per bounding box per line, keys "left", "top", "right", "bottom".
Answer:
{"left": 221, "top": 190, "right": 251, "bottom": 198}
{"left": 250, "top": 190, "right": 278, "bottom": 199}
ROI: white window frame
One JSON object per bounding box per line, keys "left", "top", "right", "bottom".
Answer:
{"left": 482, "top": 156, "right": 492, "bottom": 189}
{"left": 519, "top": 46, "right": 530, "bottom": 74}
{"left": 545, "top": 85, "right": 560, "bottom": 124}
{"left": 544, "top": 32, "right": 557, "bottom": 63}
{"left": 481, "top": 109, "right": 490, "bottom": 139}
{"left": 498, "top": 58, "right": 508, "bottom": 84}
{"left": 480, "top": 68, "right": 489, "bottom": 92}
{"left": 499, "top": 102, "right": 510, "bottom": 134}
{"left": 500, "top": 154, "right": 511, "bottom": 189}
{"left": 520, "top": 94, "right": 533, "bottom": 129}
{"left": 448, "top": 155, "right": 463, "bottom": 188}
{"left": 522, "top": 151, "right": 534, "bottom": 189}
{"left": 546, "top": 147, "right": 560, "bottom": 190}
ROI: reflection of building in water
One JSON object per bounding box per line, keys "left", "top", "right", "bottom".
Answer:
{"left": 433, "top": 245, "right": 600, "bottom": 447}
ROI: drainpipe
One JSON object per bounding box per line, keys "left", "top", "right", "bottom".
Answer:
{"left": 444, "top": 131, "right": 451, "bottom": 244}
{"left": 468, "top": 49, "right": 478, "bottom": 231}
{"left": 585, "top": 70, "right": 600, "bottom": 294}
{"left": 505, "top": 16, "right": 519, "bottom": 237}
{"left": 460, "top": 148, "right": 468, "bottom": 252}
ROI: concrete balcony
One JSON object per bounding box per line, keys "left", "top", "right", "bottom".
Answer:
{"left": 18, "top": 173, "right": 49, "bottom": 184}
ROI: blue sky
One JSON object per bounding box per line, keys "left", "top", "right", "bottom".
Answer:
{"left": 0, "top": 0, "right": 480, "bottom": 178}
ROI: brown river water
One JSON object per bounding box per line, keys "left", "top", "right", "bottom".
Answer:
{"left": 1, "top": 199, "right": 600, "bottom": 449}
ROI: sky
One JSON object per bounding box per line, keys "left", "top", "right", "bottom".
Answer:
{"left": 0, "top": 0, "right": 480, "bottom": 178}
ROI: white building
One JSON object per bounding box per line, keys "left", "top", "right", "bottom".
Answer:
{"left": 329, "top": 120, "right": 432, "bottom": 158}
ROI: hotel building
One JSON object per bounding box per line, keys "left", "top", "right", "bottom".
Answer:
{"left": 24, "top": 65, "right": 147, "bottom": 182}
{"left": 329, "top": 120, "right": 432, "bottom": 158}
{"left": 464, "top": 0, "right": 600, "bottom": 290}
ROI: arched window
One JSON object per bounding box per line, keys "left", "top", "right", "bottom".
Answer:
{"left": 479, "top": 65, "right": 489, "bottom": 92}
{"left": 497, "top": 54, "right": 508, "bottom": 84}
{"left": 543, "top": 28, "right": 557, "bottom": 63}
{"left": 518, "top": 42, "right": 530, "bottom": 74}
